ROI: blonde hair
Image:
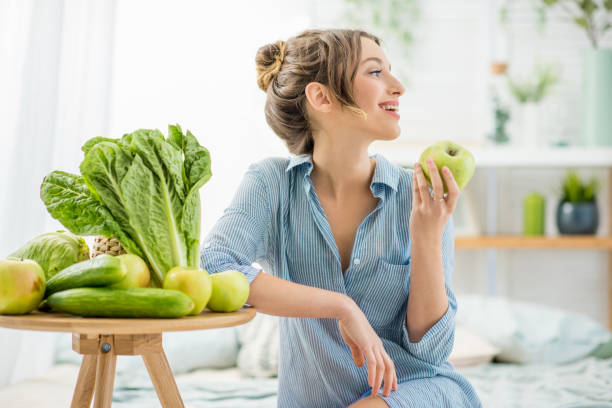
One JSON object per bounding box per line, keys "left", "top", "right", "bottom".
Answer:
{"left": 255, "top": 29, "right": 382, "bottom": 155}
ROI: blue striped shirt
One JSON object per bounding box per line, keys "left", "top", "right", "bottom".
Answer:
{"left": 200, "top": 153, "right": 482, "bottom": 407}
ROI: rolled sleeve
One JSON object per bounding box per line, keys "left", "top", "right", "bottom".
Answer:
{"left": 200, "top": 162, "right": 271, "bottom": 285}
{"left": 402, "top": 287, "right": 457, "bottom": 366}
{"left": 402, "top": 216, "right": 457, "bottom": 367}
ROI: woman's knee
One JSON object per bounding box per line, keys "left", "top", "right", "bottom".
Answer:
{"left": 347, "top": 395, "right": 390, "bottom": 408}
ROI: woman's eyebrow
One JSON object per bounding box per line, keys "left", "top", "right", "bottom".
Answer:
{"left": 361, "top": 57, "right": 391, "bottom": 71}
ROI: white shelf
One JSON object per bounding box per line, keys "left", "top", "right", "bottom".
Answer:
{"left": 369, "top": 140, "right": 612, "bottom": 168}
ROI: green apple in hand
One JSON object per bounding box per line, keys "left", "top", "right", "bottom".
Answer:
{"left": 163, "top": 266, "right": 212, "bottom": 315}
{"left": 207, "top": 270, "right": 249, "bottom": 313}
{"left": 418, "top": 140, "right": 475, "bottom": 193}
{"left": 109, "top": 254, "right": 150, "bottom": 289}
{"left": 0, "top": 258, "right": 46, "bottom": 315}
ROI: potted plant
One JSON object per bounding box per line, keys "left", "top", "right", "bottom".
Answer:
{"left": 540, "top": 0, "right": 612, "bottom": 146}
{"left": 556, "top": 169, "right": 601, "bottom": 234}
{"left": 506, "top": 62, "right": 561, "bottom": 149}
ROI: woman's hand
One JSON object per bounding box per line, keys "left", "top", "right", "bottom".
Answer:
{"left": 338, "top": 303, "right": 397, "bottom": 398}
{"left": 409, "top": 159, "right": 460, "bottom": 243}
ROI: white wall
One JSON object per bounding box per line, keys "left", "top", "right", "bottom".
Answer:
{"left": 317, "top": 0, "right": 612, "bottom": 327}
{"left": 107, "top": 0, "right": 311, "bottom": 236}
{"left": 453, "top": 167, "right": 610, "bottom": 327}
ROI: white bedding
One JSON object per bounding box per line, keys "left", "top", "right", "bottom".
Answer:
{"left": 1, "top": 357, "right": 611, "bottom": 408}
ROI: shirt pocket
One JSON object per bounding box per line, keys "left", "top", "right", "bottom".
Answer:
{"left": 351, "top": 258, "right": 410, "bottom": 330}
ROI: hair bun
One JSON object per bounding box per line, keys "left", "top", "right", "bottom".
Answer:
{"left": 256, "top": 40, "right": 287, "bottom": 91}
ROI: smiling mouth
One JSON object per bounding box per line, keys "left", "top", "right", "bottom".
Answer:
{"left": 379, "top": 105, "right": 400, "bottom": 118}
{"left": 379, "top": 105, "right": 399, "bottom": 113}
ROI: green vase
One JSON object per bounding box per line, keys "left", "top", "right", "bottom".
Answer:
{"left": 583, "top": 48, "right": 612, "bottom": 146}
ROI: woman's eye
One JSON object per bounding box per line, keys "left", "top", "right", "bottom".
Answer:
{"left": 370, "top": 70, "right": 382, "bottom": 77}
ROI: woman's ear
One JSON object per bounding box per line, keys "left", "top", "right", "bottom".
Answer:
{"left": 305, "top": 82, "right": 334, "bottom": 113}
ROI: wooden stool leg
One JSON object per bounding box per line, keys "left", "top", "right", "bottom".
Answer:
{"left": 93, "top": 335, "right": 117, "bottom": 408}
{"left": 71, "top": 354, "right": 97, "bottom": 408}
{"left": 142, "top": 350, "right": 185, "bottom": 408}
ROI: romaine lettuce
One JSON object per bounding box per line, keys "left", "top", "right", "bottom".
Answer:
{"left": 40, "top": 124, "right": 211, "bottom": 287}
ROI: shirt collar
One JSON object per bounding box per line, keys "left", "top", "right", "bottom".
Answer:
{"left": 285, "top": 152, "right": 399, "bottom": 192}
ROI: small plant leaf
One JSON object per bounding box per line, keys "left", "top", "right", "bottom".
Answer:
{"left": 579, "top": 0, "right": 598, "bottom": 16}
{"left": 574, "top": 17, "right": 589, "bottom": 29}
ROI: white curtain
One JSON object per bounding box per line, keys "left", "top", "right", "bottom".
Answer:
{"left": 0, "top": 0, "right": 318, "bottom": 387}
{"left": 0, "top": 0, "right": 116, "bottom": 386}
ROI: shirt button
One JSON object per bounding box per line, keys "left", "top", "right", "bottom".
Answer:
{"left": 204, "top": 242, "right": 211, "bottom": 249}
{"left": 353, "top": 258, "right": 360, "bottom": 265}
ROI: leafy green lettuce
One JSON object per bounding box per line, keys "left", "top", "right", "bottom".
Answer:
{"left": 40, "top": 124, "right": 212, "bottom": 287}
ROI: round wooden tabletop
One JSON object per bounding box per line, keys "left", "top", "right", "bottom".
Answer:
{"left": 0, "top": 307, "right": 256, "bottom": 334}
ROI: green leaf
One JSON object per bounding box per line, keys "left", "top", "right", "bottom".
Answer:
{"left": 561, "top": 170, "right": 581, "bottom": 202}
{"left": 542, "top": 0, "right": 558, "bottom": 6}
{"left": 181, "top": 189, "right": 201, "bottom": 267}
{"left": 40, "top": 170, "right": 113, "bottom": 237}
{"left": 40, "top": 170, "right": 144, "bottom": 259}
{"left": 373, "top": 10, "right": 381, "bottom": 27}
{"left": 178, "top": 128, "right": 212, "bottom": 267}
{"left": 81, "top": 137, "right": 123, "bottom": 155}
{"left": 579, "top": 0, "right": 598, "bottom": 16}
{"left": 574, "top": 17, "right": 589, "bottom": 29}
{"left": 120, "top": 154, "right": 186, "bottom": 286}
{"left": 401, "top": 31, "right": 413, "bottom": 45}
{"left": 80, "top": 141, "right": 135, "bottom": 229}
{"left": 127, "top": 129, "right": 186, "bottom": 201}
{"left": 167, "top": 123, "right": 185, "bottom": 151}
{"left": 183, "top": 130, "right": 212, "bottom": 189}
{"left": 605, "top": 0, "right": 612, "bottom": 11}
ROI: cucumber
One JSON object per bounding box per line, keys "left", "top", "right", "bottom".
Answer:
{"left": 45, "top": 254, "right": 126, "bottom": 297}
{"left": 46, "top": 287, "right": 194, "bottom": 318}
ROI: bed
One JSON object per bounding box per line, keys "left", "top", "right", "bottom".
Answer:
{"left": 1, "top": 295, "right": 610, "bottom": 408}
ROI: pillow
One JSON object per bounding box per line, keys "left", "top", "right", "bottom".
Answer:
{"left": 54, "top": 327, "right": 240, "bottom": 375}
{"left": 449, "top": 325, "right": 500, "bottom": 368}
{"left": 455, "top": 294, "right": 612, "bottom": 364}
{"left": 236, "top": 312, "right": 279, "bottom": 378}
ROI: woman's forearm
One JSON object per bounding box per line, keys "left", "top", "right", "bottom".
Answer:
{"left": 247, "top": 271, "right": 354, "bottom": 320}
{"left": 406, "top": 238, "right": 449, "bottom": 343}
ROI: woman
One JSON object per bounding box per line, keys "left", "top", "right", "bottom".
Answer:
{"left": 200, "top": 28, "right": 482, "bottom": 408}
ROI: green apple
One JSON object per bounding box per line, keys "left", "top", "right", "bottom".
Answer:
{"left": 109, "top": 254, "right": 150, "bottom": 289}
{"left": 163, "top": 266, "right": 212, "bottom": 315}
{"left": 418, "top": 140, "right": 475, "bottom": 193}
{"left": 0, "top": 258, "right": 46, "bottom": 315}
{"left": 207, "top": 270, "right": 249, "bottom": 313}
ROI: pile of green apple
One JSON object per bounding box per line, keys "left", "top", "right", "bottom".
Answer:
{"left": 163, "top": 267, "right": 250, "bottom": 314}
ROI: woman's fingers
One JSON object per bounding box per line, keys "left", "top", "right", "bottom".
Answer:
{"left": 425, "top": 158, "right": 444, "bottom": 200}
{"left": 365, "top": 349, "right": 377, "bottom": 390}
{"left": 393, "top": 371, "right": 398, "bottom": 391}
{"left": 381, "top": 351, "right": 395, "bottom": 397}
{"left": 412, "top": 166, "right": 421, "bottom": 207}
{"left": 414, "top": 163, "right": 430, "bottom": 204}
{"left": 372, "top": 351, "right": 384, "bottom": 397}
{"left": 352, "top": 346, "right": 364, "bottom": 367}
{"left": 442, "top": 166, "right": 460, "bottom": 210}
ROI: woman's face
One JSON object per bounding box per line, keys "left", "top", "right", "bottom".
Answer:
{"left": 351, "top": 36, "right": 405, "bottom": 140}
